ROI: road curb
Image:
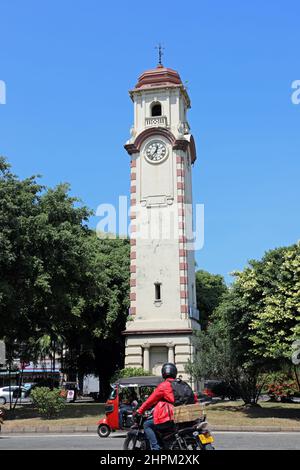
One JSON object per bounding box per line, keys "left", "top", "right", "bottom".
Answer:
{"left": 1, "top": 425, "right": 300, "bottom": 434}
{"left": 211, "top": 425, "right": 300, "bottom": 432}
{"left": 1, "top": 425, "right": 98, "bottom": 433}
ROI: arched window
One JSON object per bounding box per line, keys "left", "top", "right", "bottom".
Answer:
{"left": 151, "top": 102, "right": 162, "bottom": 117}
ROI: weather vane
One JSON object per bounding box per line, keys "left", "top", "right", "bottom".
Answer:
{"left": 155, "top": 43, "right": 165, "bottom": 66}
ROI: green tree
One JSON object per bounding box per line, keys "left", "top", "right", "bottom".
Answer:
{"left": 112, "top": 367, "right": 152, "bottom": 382}
{"left": 0, "top": 157, "right": 131, "bottom": 399}
{"left": 188, "top": 303, "right": 265, "bottom": 405}
{"left": 195, "top": 270, "right": 227, "bottom": 329}
{"left": 189, "top": 243, "right": 300, "bottom": 404}
{"left": 0, "top": 157, "right": 92, "bottom": 349}
{"left": 0, "top": 157, "right": 44, "bottom": 342}
{"left": 244, "top": 244, "right": 300, "bottom": 360}
{"left": 63, "top": 234, "right": 130, "bottom": 399}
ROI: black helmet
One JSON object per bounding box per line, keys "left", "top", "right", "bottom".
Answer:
{"left": 161, "top": 363, "right": 177, "bottom": 379}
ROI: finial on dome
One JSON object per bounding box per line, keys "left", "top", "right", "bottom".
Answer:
{"left": 155, "top": 43, "right": 165, "bottom": 67}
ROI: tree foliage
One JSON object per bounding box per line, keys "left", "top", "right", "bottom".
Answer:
{"left": 188, "top": 312, "right": 264, "bottom": 404}
{"left": 195, "top": 270, "right": 227, "bottom": 329}
{"left": 244, "top": 244, "right": 300, "bottom": 360}
{"left": 0, "top": 157, "right": 130, "bottom": 396}
{"left": 64, "top": 235, "right": 130, "bottom": 397}
{"left": 189, "top": 244, "right": 300, "bottom": 404}
{"left": 112, "top": 367, "right": 152, "bottom": 382}
{"left": 0, "top": 157, "right": 92, "bottom": 346}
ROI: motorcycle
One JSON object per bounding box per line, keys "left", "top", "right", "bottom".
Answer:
{"left": 123, "top": 412, "right": 215, "bottom": 450}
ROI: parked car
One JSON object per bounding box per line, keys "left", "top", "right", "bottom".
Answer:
{"left": 22, "top": 383, "right": 38, "bottom": 394}
{"left": 197, "top": 392, "right": 212, "bottom": 403}
{"left": 0, "top": 386, "right": 27, "bottom": 405}
{"left": 203, "top": 380, "right": 239, "bottom": 400}
{"left": 202, "top": 380, "right": 222, "bottom": 398}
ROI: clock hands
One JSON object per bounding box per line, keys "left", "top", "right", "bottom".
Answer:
{"left": 149, "top": 143, "right": 159, "bottom": 159}
{"left": 146, "top": 141, "right": 167, "bottom": 162}
{"left": 149, "top": 144, "right": 157, "bottom": 156}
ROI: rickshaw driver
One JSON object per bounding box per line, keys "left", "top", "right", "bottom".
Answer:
{"left": 135, "top": 363, "right": 197, "bottom": 450}
{"left": 118, "top": 390, "right": 138, "bottom": 429}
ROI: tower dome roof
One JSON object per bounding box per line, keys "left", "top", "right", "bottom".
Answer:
{"left": 134, "top": 64, "right": 183, "bottom": 90}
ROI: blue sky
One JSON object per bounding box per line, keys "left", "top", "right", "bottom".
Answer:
{"left": 0, "top": 0, "right": 299, "bottom": 283}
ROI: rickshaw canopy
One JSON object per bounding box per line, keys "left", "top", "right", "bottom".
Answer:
{"left": 113, "top": 376, "right": 163, "bottom": 388}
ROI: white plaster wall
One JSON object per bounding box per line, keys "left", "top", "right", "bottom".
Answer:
{"left": 140, "top": 137, "right": 174, "bottom": 201}
{"left": 131, "top": 137, "right": 184, "bottom": 328}
{"left": 132, "top": 87, "right": 187, "bottom": 137}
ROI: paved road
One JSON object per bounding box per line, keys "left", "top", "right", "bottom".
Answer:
{"left": 0, "top": 432, "right": 299, "bottom": 450}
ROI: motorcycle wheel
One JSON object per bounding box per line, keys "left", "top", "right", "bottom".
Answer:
{"left": 97, "top": 424, "right": 111, "bottom": 438}
{"left": 123, "top": 435, "right": 148, "bottom": 450}
{"left": 203, "top": 443, "right": 215, "bottom": 450}
{"left": 184, "top": 438, "right": 201, "bottom": 450}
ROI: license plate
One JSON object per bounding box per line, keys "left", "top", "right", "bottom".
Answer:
{"left": 199, "top": 433, "right": 214, "bottom": 444}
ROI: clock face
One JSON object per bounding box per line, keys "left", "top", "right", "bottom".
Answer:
{"left": 145, "top": 140, "right": 168, "bottom": 163}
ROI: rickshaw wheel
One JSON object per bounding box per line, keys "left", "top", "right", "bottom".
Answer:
{"left": 97, "top": 424, "right": 111, "bottom": 438}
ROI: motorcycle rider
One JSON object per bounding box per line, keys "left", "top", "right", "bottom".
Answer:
{"left": 136, "top": 363, "right": 197, "bottom": 450}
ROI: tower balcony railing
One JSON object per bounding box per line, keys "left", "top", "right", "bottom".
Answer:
{"left": 145, "top": 116, "right": 168, "bottom": 128}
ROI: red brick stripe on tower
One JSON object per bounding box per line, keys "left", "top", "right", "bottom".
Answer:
{"left": 130, "top": 158, "right": 137, "bottom": 315}
{"left": 177, "top": 152, "right": 189, "bottom": 318}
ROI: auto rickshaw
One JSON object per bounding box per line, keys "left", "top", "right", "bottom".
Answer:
{"left": 97, "top": 376, "right": 163, "bottom": 437}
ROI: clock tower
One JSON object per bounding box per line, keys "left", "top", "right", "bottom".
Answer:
{"left": 124, "top": 63, "right": 200, "bottom": 382}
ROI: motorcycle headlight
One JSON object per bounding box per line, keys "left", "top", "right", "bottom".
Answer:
{"left": 197, "top": 421, "right": 209, "bottom": 432}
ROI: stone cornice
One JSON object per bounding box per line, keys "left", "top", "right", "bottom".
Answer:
{"left": 129, "top": 84, "right": 191, "bottom": 109}
{"left": 122, "top": 328, "right": 193, "bottom": 336}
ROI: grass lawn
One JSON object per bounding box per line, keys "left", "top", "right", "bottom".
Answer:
{"left": 1, "top": 400, "right": 300, "bottom": 430}
{"left": 1, "top": 402, "right": 105, "bottom": 429}
{"left": 205, "top": 401, "right": 300, "bottom": 427}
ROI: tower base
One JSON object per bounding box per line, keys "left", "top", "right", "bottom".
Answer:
{"left": 124, "top": 329, "right": 195, "bottom": 386}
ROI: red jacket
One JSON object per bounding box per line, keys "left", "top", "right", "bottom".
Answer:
{"left": 138, "top": 378, "right": 197, "bottom": 425}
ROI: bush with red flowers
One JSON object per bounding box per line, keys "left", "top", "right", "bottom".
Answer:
{"left": 263, "top": 372, "right": 298, "bottom": 401}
